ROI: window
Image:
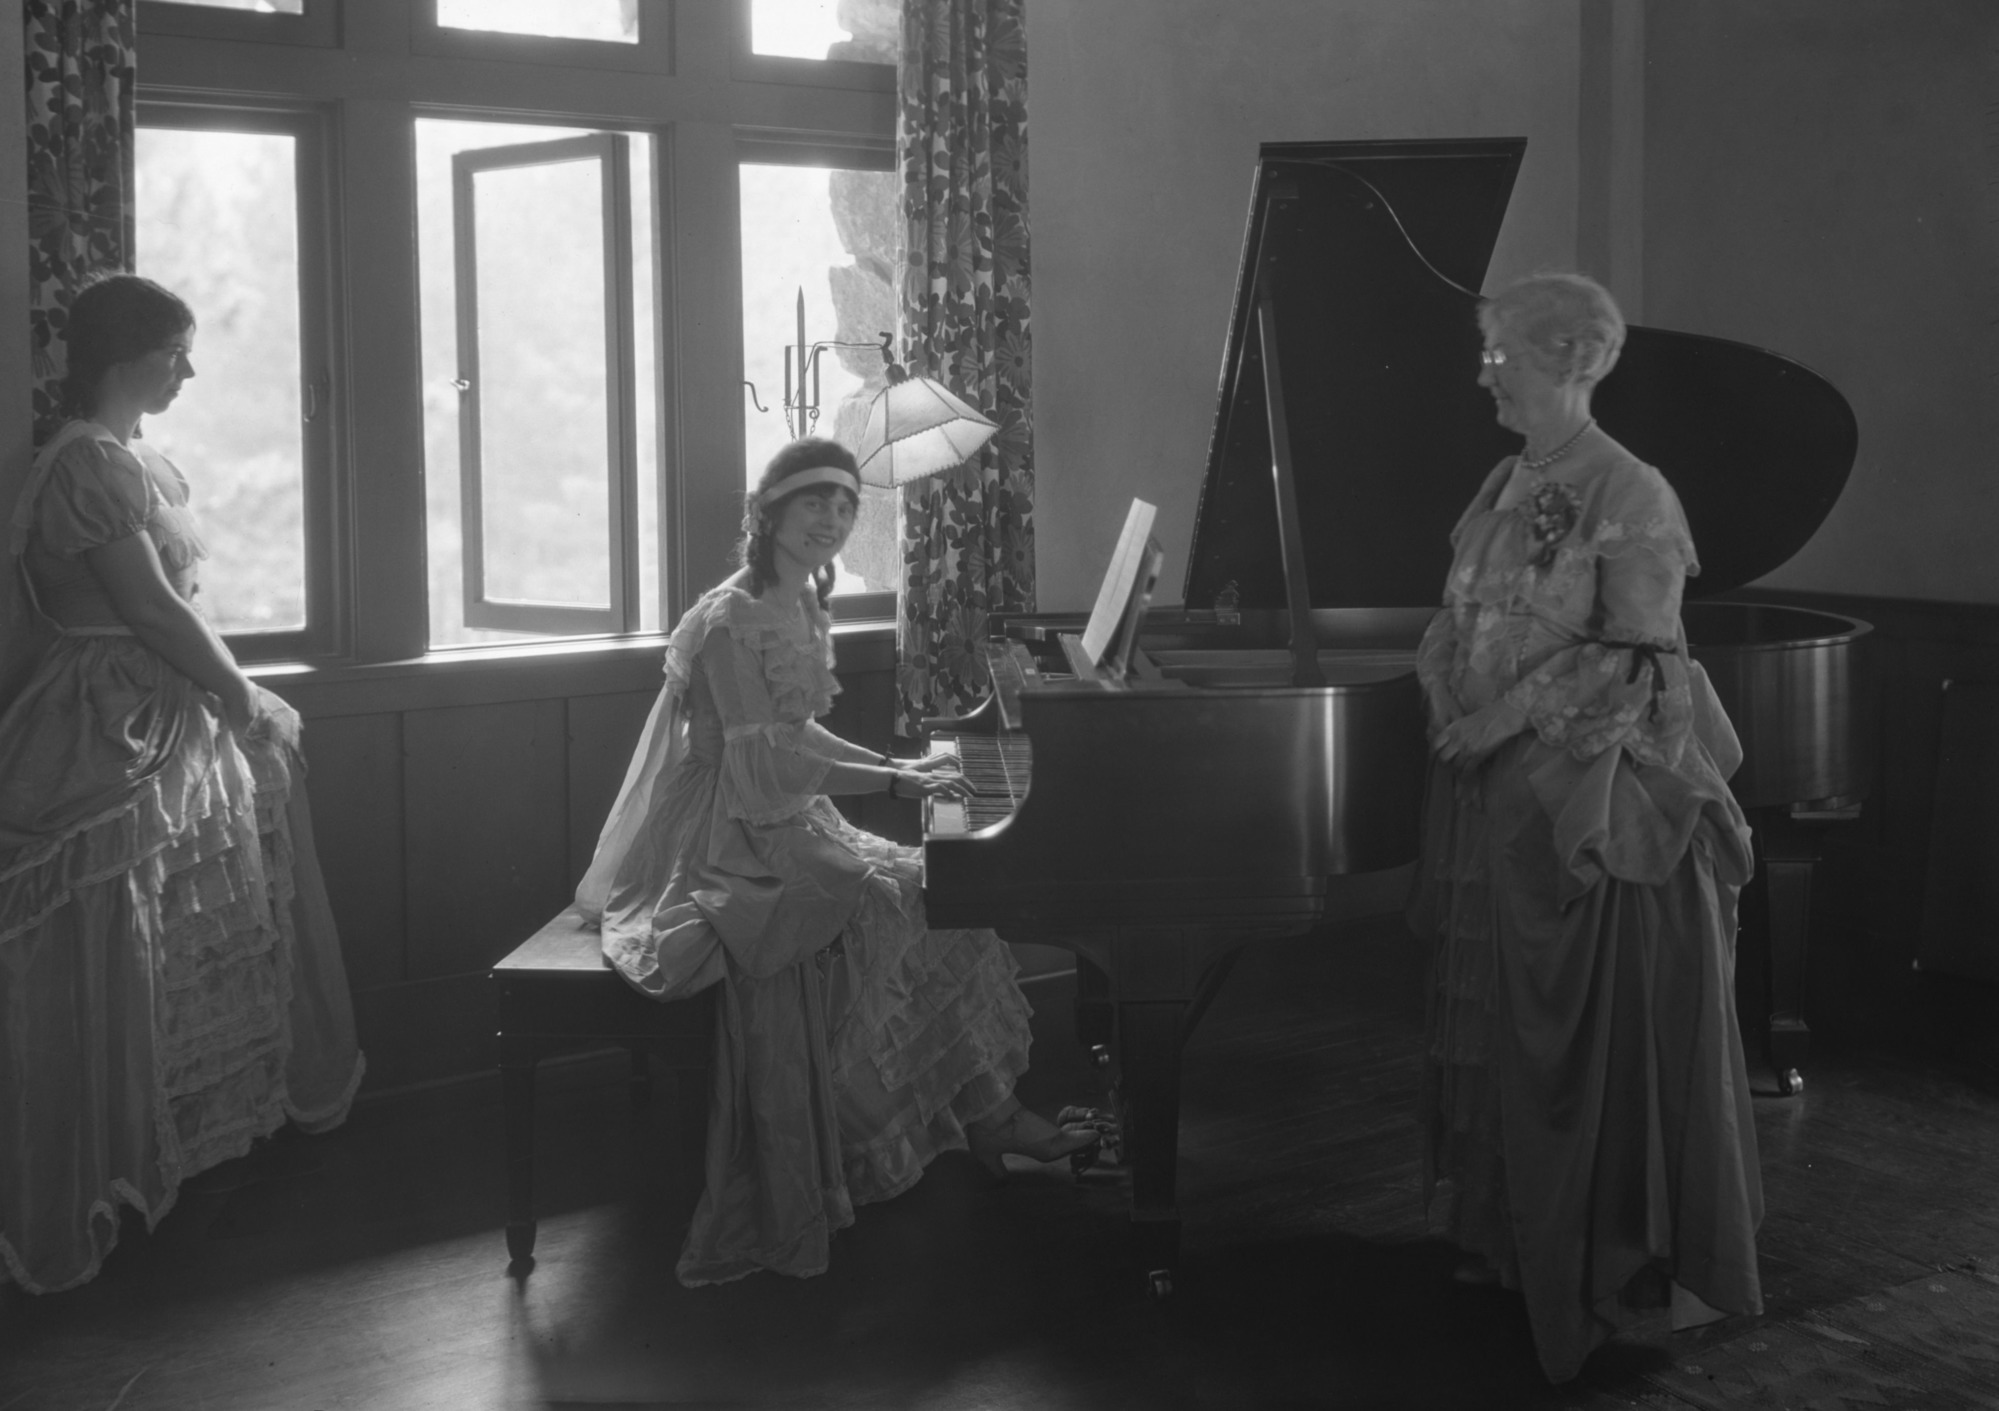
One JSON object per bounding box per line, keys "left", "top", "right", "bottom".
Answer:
{"left": 739, "top": 154, "right": 899, "bottom": 609}
{"left": 135, "top": 1, "right": 896, "bottom": 667}
{"left": 436, "top": 0, "right": 638, "bottom": 44}
{"left": 735, "top": 0, "right": 895, "bottom": 89}
{"left": 750, "top": 0, "right": 895, "bottom": 62}
{"left": 138, "top": 0, "right": 337, "bottom": 47}
{"left": 412, "top": 0, "right": 671, "bottom": 73}
{"left": 135, "top": 105, "right": 337, "bottom": 657}
{"left": 156, "top": 0, "right": 304, "bottom": 11}
{"left": 417, "top": 119, "right": 662, "bottom": 647}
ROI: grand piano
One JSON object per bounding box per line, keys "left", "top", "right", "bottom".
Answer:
{"left": 921, "top": 137, "right": 1871, "bottom": 1293}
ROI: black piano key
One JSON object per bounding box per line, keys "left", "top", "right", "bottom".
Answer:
{"left": 937, "top": 735, "right": 1033, "bottom": 829}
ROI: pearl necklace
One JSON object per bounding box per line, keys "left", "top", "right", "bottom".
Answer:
{"left": 1517, "top": 418, "right": 1594, "bottom": 472}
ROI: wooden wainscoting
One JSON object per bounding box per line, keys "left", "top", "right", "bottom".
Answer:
{"left": 261, "top": 626, "right": 912, "bottom": 1094}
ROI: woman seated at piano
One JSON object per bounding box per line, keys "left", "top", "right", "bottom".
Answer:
{"left": 576, "top": 436, "right": 1104, "bottom": 1287}
{"left": 1407, "top": 272, "right": 1763, "bottom": 1381}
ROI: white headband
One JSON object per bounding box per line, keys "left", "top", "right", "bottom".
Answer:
{"left": 759, "top": 465, "right": 860, "bottom": 507}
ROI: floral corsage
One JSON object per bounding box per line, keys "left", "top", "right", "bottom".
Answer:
{"left": 1521, "top": 480, "right": 1581, "bottom": 570}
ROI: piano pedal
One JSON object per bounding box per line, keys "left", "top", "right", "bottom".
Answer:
{"left": 1056, "top": 1105, "right": 1119, "bottom": 1175}
{"left": 1148, "top": 1269, "right": 1175, "bottom": 1300}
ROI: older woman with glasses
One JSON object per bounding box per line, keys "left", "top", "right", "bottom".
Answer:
{"left": 1408, "top": 272, "right": 1763, "bottom": 1381}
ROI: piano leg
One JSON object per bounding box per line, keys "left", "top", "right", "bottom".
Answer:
{"left": 1118, "top": 997, "right": 1186, "bottom": 1298}
{"left": 1746, "top": 808, "right": 1817, "bottom": 1096}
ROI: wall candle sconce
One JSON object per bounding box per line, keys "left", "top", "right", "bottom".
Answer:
{"left": 748, "top": 287, "right": 999, "bottom": 488}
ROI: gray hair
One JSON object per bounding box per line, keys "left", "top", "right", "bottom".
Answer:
{"left": 1479, "top": 272, "right": 1625, "bottom": 386}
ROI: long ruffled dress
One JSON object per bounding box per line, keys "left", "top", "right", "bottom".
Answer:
{"left": 577, "top": 582, "right": 1034, "bottom": 1287}
{"left": 1407, "top": 443, "right": 1764, "bottom": 1382}
{"left": 0, "top": 421, "right": 365, "bottom": 1295}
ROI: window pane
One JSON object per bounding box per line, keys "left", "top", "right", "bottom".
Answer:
{"left": 740, "top": 162, "right": 900, "bottom": 597}
{"left": 469, "top": 156, "right": 612, "bottom": 609}
{"left": 437, "top": 0, "right": 638, "bottom": 43}
{"left": 751, "top": 0, "right": 897, "bottom": 63}
{"left": 418, "top": 119, "right": 661, "bottom": 647}
{"left": 136, "top": 127, "right": 306, "bottom": 634}
{"left": 152, "top": 0, "right": 305, "bottom": 11}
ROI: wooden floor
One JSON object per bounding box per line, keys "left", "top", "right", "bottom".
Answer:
{"left": 4, "top": 918, "right": 1999, "bottom": 1410}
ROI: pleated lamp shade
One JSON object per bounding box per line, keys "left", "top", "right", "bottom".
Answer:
{"left": 852, "top": 371, "right": 1000, "bottom": 488}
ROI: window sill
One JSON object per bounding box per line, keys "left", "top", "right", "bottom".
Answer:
{"left": 251, "top": 619, "right": 896, "bottom": 719}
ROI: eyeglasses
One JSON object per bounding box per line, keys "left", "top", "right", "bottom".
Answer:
{"left": 1479, "top": 347, "right": 1508, "bottom": 369}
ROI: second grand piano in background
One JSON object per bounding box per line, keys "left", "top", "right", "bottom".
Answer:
{"left": 922, "top": 136, "right": 1869, "bottom": 1292}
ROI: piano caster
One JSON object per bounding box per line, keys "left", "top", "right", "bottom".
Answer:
{"left": 1780, "top": 1067, "right": 1805, "bottom": 1096}
{"left": 1148, "top": 1269, "right": 1174, "bottom": 1300}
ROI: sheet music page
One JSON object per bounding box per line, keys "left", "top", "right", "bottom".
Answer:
{"left": 1080, "top": 499, "right": 1159, "bottom": 666}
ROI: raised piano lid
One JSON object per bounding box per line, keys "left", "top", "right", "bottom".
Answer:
{"left": 1184, "top": 138, "right": 1860, "bottom": 614}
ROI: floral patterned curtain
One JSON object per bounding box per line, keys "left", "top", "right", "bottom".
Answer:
{"left": 24, "top": 0, "right": 138, "bottom": 447}
{"left": 894, "top": 0, "right": 1031, "bottom": 732}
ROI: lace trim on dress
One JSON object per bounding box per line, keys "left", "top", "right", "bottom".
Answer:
{"left": 659, "top": 586, "right": 840, "bottom": 723}
{"left": 721, "top": 591, "right": 839, "bottom": 724}
{"left": 0, "top": 727, "right": 357, "bottom": 1294}
{"left": 1503, "top": 644, "right": 1697, "bottom": 767}
{"left": 1449, "top": 509, "right": 1695, "bottom": 610}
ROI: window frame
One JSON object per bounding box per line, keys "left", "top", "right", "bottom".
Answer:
{"left": 452, "top": 131, "right": 642, "bottom": 637}
{"left": 136, "top": 97, "right": 347, "bottom": 664}
{"left": 410, "top": 0, "right": 673, "bottom": 75}
{"left": 138, "top": 0, "right": 341, "bottom": 49}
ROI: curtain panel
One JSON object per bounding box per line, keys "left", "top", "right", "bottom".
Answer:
{"left": 894, "top": 0, "right": 1032, "bottom": 732}
{"left": 24, "top": 0, "right": 137, "bottom": 448}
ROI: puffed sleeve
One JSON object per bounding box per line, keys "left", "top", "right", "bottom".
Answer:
{"left": 35, "top": 435, "right": 154, "bottom": 556}
{"left": 1500, "top": 461, "right": 1702, "bottom": 768}
{"left": 698, "top": 625, "right": 835, "bottom": 823}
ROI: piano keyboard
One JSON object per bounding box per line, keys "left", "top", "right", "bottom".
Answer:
{"left": 925, "top": 734, "right": 1033, "bottom": 835}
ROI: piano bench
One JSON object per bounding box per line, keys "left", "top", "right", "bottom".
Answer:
{"left": 490, "top": 906, "right": 715, "bottom": 1270}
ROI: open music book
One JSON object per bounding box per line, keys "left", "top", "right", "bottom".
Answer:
{"left": 1074, "top": 498, "right": 1166, "bottom": 682}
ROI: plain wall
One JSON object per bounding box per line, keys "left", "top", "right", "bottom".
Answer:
{"left": 1643, "top": 0, "right": 1999, "bottom": 604}
{"left": 1027, "top": 0, "right": 1586, "bottom": 610}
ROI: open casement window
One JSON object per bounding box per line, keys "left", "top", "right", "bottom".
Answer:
{"left": 452, "top": 133, "right": 640, "bottom": 637}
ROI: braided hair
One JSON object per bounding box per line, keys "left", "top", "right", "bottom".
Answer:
{"left": 735, "top": 437, "right": 862, "bottom": 609}
{"left": 59, "top": 274, "right": 196, "bottom": 420}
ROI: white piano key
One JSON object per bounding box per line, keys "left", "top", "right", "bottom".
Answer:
{"left": 928, "top": 800, "right": 968, "bottom": 835}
